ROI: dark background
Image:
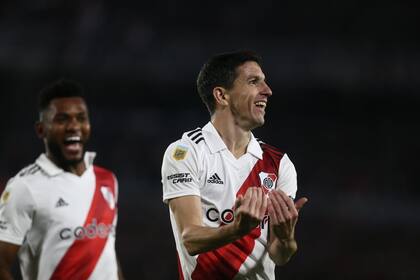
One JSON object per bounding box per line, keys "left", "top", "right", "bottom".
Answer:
{"left": 1, "top": 1, "right": 419, "bottom": 279}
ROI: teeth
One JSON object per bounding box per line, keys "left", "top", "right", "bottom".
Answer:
{"left": 65, "top": 136, "right": 81, "bottom": 141}
{"left": 255, "top": 101, "right": 266, "bottom": 107}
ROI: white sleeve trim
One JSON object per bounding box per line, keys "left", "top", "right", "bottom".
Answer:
{"left": 163, "top": 192, "right": 201, "bottom": 204}
{"left": 0, "top": 233, "right": 24, "bottom": 245}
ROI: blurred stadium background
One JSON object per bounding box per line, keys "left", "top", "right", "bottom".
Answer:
{"left": 1, "top": 1, "right": 419, "bottom": 279}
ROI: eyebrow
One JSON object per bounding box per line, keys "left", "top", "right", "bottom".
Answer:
{"left": 247, "top": 74, "right": 265, "bottom": 81}
{"left": 54, "top": 111, "right": 88, "bottom": 117}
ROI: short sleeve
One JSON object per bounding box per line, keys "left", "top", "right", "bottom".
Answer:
{"left": 112, "top": 173, "right": 119, "bottom": 230}
{"left": 0, "top": 178, "right": 36, "bottom": 245}
{"left": 112, "top": 173, "right": 119, "bottom": 205}
{"left": 161, "top": 140, "right": 201, "bottom": 203}
{"left": 276, "top": 154, "right": 298, "bottom": 199}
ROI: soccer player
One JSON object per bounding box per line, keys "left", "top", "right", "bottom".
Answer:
{"left": 161, "top": 51, "right": 308, "bottom": 279}
{"left": 0, "top": 80, "right": 123, "bottom": 279}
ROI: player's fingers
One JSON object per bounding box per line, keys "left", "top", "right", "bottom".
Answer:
{"left": 234, "top": 194, "right": 244, "bottom": 210}
{"left": 253, "top": 188, "right": 263, "bottom": 216}
{"left": 245, "top": 187, "right": 253, "bottom": 200}
{"left": 279, "top": 192, "right": 298, "bottom": 217}
{"left": 260, "top": 193, "right": 268, "bottom": 218}
{"left": 267, "top": 199, "right": 279, "bottom": 224}
{"left": 248, "top": 187, "right": 258, "bottom": 215}
{"left": 295, "top": 197, "right": 308, "bottom": 211}
{"left": 241, "top": 189, "right": 252, "bottom": 209}
{"left": 271, "top": 191, "right": 291, "bottom": 220}
{"left": 268, "top": 193, "right": 285, "bottom": 223}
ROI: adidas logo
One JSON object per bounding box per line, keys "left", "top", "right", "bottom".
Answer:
{"left": 55, "top": 197, "right": 69, "bottom": 208}
{"left": 207, "top": 173, "right": 224, "bottom": 184}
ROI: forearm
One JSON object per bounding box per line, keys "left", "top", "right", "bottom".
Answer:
{"left": 268, "top": 237, "right": 297, "bottom": 266}
{"left": 0, "top": 267, "right": 13, "bottom": 280}
{"left": 0, "top": 241, "right": 19, "bottom": 280}
{"left": 170, "top": 191, "right": 266, "bottom": 256}
{"left": 182, "top": 223, "right": 244, "bottom": 256}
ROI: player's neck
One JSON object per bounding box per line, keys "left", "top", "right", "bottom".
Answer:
{"left": 47, "top": 152, "right": 87, "bottom": 176}
{"left": 65, "top": 163, "right": 87, "bottom": 177}
{"left": 211, "top": 115, "right": 251, "bottom": 159}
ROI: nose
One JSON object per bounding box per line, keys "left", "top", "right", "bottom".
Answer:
{"left": 66, "top": 117, "right": 81, "bottom": 131}
{"left": 261, "top": 81, "right": 272, "bottom": 97}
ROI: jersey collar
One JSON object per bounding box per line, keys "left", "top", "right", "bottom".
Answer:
{"left": 35, "top": 152, "right": 96, "bottom": 177}
{"left": 202, "top": 122, "right": 263, "bottom": 159}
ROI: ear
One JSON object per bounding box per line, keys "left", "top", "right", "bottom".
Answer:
{"left": 35, "top": 121, "right": 45, "bottom": 139}
{"left": 212, "top": 87, "right": 229, "bottom": 108}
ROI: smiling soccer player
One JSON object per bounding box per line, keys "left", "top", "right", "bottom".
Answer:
{"left": 0, "top": 79, "right": 123, "bottom": 280}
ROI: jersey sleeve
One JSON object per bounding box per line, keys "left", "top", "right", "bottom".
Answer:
{"left": 276, "top": 154, "right": 298, "bottom": 199}
{"left": 161, "top": 140, "right": 201, "bottom": 204}
{"left": 0, "top": 178, "right": 36, "bottom": 245}
{"left": 112, "top": 172, "right": 119, "bottom": 207}
{"left": 112, "top": 173, "right": 119, "bottom": 230}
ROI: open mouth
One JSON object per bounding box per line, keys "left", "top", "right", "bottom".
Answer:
{"left": 255, "top": 101, "right": 267, "bottom": 109}
{"left": 63, "top": 136, "right": 83, "bottom": 152}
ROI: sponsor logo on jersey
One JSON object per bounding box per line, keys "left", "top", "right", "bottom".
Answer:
{"left": 0, "top": 191, "right": 10, "bottom": 203}
{"left": 101, "top": 186, "right": 115, "bottom": 210}
{"left": 206, "top": 207, "right": 234, "bottom": 224}
{"left": 207, "top": 173, "right": 224, "bottom": 184}
{"left": 59, "top": 218, "right": 115, "bottom": 240}
{"left": 258, "top": 172, "right": 277, "bottom": 192}
{"left": 206, "top": 207, "right": 269, "bottom": 228}
{"left": 173, "top": 145, "right": 188, "bottom": 161}
{"left": 55, "top": 197, "right": 69, "bottom": 207}
{"left": 167, "top": 173, "right": 192, "bottom": 184}
{"left": 0, "top": 220, "right": 8, "bottom": 230}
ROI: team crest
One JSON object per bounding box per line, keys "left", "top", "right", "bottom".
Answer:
{"left": 173, "top": 145, "right": 188, "bottom": 161}
{"left": 258, "top": 172, "right": 277, "bottom": 192}
{"left": 0, "top": 191, "right": 10, "bottom": 204}
{"left": 101, "top": 186, "right": 115, "bottom": 210}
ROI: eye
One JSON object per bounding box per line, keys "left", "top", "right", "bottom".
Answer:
{"left": 249, "top": 78, "right": 258, "bottom": 85}
{"left": 77, "top": 115, "right": 88, "bottom": 122}
{"left": 54, "top": 114, "right": 69, "bottom": 124}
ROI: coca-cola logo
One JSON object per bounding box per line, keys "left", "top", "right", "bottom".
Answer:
{"left": 205, "top": 207, "right": 269, "bottom": 229}
{"left": 59, "top": 219, "right": 115, "bottom": 240}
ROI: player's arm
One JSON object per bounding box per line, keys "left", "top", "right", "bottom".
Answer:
{"left": 169, "top": 187, "right": 267, "bottom": 256}
{"left": 0, "top": 241, "right": 20, "bottom": 280}
{"left": 0, "top": 179, "right": 35, "bottom": 279}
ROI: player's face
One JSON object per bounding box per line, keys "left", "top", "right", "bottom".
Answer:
{"left": 226, "top": 61, "right": 272, "bottom": 130}
{"left": 39, "top": 97, "right": 91, "bottom": 167}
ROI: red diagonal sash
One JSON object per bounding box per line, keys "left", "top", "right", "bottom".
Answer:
{"left": 191, "top": 146, "right": 283, "bottom": 279}
{"left": 50, "top": 166, "right": 116, "bottom": 280}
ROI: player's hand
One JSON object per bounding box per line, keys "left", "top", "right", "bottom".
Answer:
{"left": 267, "top": 190, "right": 308, "bottom": 241}
{"left": 233, "top": 187, "right": 268, "bottom": 235}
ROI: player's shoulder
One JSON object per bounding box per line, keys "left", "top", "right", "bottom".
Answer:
{"left": 16, "top": 162, "right": 43, "bottom": 178}
{"left": 256, "top": 138, "right": 285, "bottom": 156}
{"left": 11, "top": 162, "right": 46, "bottom": 185}
{"left": 92, "top": 165, "right": 117, "bottom": 183}
{"left": 163, "top": 127, "right": 208, "bottom": 163}
{"left": 92, "top": 165, "right": 115, "bottom": 177}
{"left": 167, "top": 127, "right": 206, "bottom": 151}
{"left": 181, "top": 127, "right": 206, "bottom": 146}
{"left": 3, "top": 163, "right": 43, "bottom": 195}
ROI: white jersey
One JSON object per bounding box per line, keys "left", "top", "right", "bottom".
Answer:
{"left": 162, "top": 122, "right": 298, "bottom": 280}
{"left": 0, "top": 152, "right": 119, "bottom": 280}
